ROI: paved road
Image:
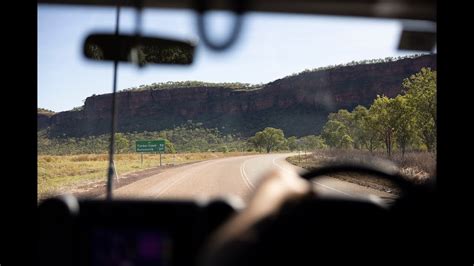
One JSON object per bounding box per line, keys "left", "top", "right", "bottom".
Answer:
{"left": 113, "top": 153, "right": 394, "bottom": 202}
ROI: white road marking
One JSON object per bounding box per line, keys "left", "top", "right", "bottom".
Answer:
{"left": 155, "top": 154, "right": 354, "bottom": 199}
{"left": 155, "top": 160, "right": 221, "bottom": 196}
{"left": 311, "top": 181, "right": 354, "bottom": 197}
{"left": 240, "top": 158, "right": 255, "bottom": 190}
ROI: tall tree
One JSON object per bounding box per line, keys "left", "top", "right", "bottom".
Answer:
{"left": 321, "top": 119, "right": 353, "bottom": 149}
{"left": 390, "top": 95, "right": 417, "bottom": 156}
{"left": 351, "top": 105, "right": 371, "bottom": 150}
{"left": 249, "top": 127, "right": 285, "bottom": 153}
{"left": 299, "top": 135, "right": 327, "bottom": 150}
{"left": 369, "top": 96, "right": 395, "bottom": 156}
{"left": 114, "top": 133, "right": 129, "bottom": 154}
{"left": 286, "top": 136, "right": 298, "bottom": 151}
{"left": 328, "top": 109, "right": 353, "bottom": 128}
{"left": 403, "top": 67, "right": 437, "bottom": 152}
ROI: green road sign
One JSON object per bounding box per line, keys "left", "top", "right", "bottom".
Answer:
{"left": 136, "top": 140, "right": 165, "bottom": 152}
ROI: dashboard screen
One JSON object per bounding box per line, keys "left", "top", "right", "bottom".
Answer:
{"left": 90, "top": 228, "right": 172, "bottom": 266}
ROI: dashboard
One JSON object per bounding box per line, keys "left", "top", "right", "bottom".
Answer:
{"left": 39, "top": 197, "right": 238, "bottom": 266}
{"left": 39, "top": 165, "right": 436, "bottom": 266}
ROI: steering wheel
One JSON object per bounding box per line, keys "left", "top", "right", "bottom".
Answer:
{"left": 199, "top": 161, "right": 436, "bottom": 266}
{"left": 302, "top": 159, "right": 433, "bottom": 193}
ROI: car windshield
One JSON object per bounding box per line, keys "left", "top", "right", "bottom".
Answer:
{"left": 38, "top": 5, "right": 436, "bottom": 203}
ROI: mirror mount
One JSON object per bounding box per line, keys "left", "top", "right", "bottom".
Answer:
{"left": 194, "top": 0, "right": 248, "bottom": 52}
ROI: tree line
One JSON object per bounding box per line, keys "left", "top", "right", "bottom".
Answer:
{"left": 284, "top": 53, "right": 432, "bottom": 79}
{"left": 320, "top": 67, "right": 436, "bottom": 156}
{"left": 246, "top": 68, "right": 436, "bottom": 156}
{"left": 246, "top": 127, "right": 326, "bottom": 153}
{"left": 38, "top": 121, "right": 247, "bottom": 155}
{"left": 38, "top": 122, "right": 324, "bottom": 155}
{"left": 119, "top": 81, "right": 263, "bottom": 93}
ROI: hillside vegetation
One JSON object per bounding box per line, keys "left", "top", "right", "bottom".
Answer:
{"left": 120, "top": 81, "right": 263, "bottom": 92}
{"left": 37, "top": 108, "right": 55, "bottom": 115}
{"left": 288, "top": 67, "right": 436, "bottom": 189}
{"left": 38, "top": 67, "right": 436, "bottom": 158}
{"left": 320, "top": 67, "right": 436, "bottom": 154}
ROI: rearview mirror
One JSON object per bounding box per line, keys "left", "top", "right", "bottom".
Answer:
{"left": 398, "top": 30, "right": 436, "bottom": 52}
{"left": 84, "top": 33, "right": 196, "bottom": 65}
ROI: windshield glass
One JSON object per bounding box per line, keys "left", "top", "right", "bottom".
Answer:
{"left": 38, "top": 5, "right": 436, "bottom": 203}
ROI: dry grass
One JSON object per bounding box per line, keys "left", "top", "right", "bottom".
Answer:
{"left": 287, "top": 149, "right": 435, "bottom": 193}
{"left": 309, "top": 149, "right": 435, "bottom": 180}
{"left": 38, "top": 151, "right": 254, "bottom": 201}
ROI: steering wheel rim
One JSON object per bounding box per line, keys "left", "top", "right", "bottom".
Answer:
{"left": 299, "top": 160, "right": 432, "bottom": 198}
{"left": 199, "top": 160, "right": 436, "bottom": 266}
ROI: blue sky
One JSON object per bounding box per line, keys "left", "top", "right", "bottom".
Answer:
{"left": 38, "top": 5, "right": 422, "bottom": 112}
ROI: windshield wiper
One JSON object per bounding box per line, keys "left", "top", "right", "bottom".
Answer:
{"left": 106, "top": 3, "right": 121, "bottom": 200}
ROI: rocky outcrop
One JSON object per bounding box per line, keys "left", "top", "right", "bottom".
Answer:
{"left": 41, "top": 54, "right": 436, "bottom": 137}
{"left": 38, "top": 112, "right": 54, "bottom": 130}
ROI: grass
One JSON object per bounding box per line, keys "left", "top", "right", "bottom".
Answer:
{"left": 287, "top": 149, "right": 435, "bottom": 193}
{"left": 38, "top": 151, "right": 254, "bottom": 201}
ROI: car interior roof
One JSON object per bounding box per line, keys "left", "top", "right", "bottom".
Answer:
{"left": 37, "top": 0, "right": 436, "bottom": 21}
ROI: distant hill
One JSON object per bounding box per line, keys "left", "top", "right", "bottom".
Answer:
{"left": 39, "top": 54, "right": 436, "bottom": 138}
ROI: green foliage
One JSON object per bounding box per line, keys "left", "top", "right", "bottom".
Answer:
{"left": 219, "top": 146, "right": 229, "bottom": 153}
{"left": 403, "top": 67, "right": 437, "bottom": 152}
{"left": 369, "top": 95, "right": 396, "bottom": 156}
{"left": 321, "top": 120, "right": 353, "bottom": 149}
{"left": 165, "top": 139, "right": 176, "bottom": 154}
{"left": 351, "top": 105, "right": 376, "bottom": 151}
{"left": 247, "top": 132, "right": 327, "bottom": 153}
{"left": 38, "top": 108, "right": 55, "bottom": 114}
{"left": 71, "top": 106, "right": 84, "bottom": 112}
{"left": 248, "top": 127, "right": 285, "bottom": 153}
{"left": 390, "top": 95, "right": 418, "bottom": 155}
{"left": 119, "top": 81, "right": 263, "bottom": 93}
{"left": 285, "top": 54, "right": 429, "bottom": 78}
{"left": 114, "top": 133, "right": 129, "bottom": 154}
{"left": 299, "top": 135, "right": 327, "bottom": 150}
{"left": 38, "top": 121, "right": 244, "bottom": 155}
{"left": 320, "top": 68, "right": 436, "bottom": 156}
{"left": 286, "top": 136, "right": 298, "bottom": 151}
{"left": 354, "top": 105, "right": 382, "bottom": 152}
{"left": 158, "top": 121, "right": 244, "bottom": 152}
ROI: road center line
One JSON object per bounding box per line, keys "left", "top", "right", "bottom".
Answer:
{"left": 155, "top": 160, "right": 221, "bottom": 196}
{"left": 240, "top": 158, "right": 255, "bottom": 190}
{"left": 311, "top": 181, "right": 353, "bottom": 197}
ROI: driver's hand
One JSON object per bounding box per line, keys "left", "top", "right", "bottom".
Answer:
{"left": 200, "top": 165, "right": 313, "bottom": 266}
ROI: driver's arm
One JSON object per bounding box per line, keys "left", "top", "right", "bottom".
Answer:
{"left": 199, "top": 166, "right": 313, "bottom": 266}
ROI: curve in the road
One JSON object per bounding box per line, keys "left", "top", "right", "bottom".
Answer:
{"left": 113, "top": 153, "right": 394, "bottom": 202}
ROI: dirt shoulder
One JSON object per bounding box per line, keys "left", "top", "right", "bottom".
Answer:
{"left": 287, "top": 151, "right": 433, "bottom": 195}
{"left": 67, "top": 161, "right": 199, "bottom": 199}
{"left": 287, "top": 155, "right": 404, "bottom": 195}
{"left": 38, "top": 152, "right": 258, "bottom": 202}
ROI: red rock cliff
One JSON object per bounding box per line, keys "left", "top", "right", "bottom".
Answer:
{"left": 44, "top": 54, "right": 436, "bottom": 137}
